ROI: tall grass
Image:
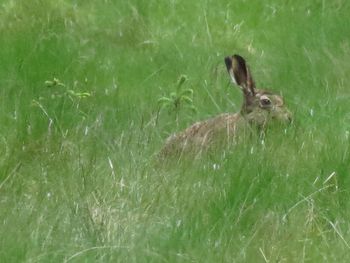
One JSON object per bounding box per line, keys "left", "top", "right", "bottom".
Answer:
{"left": 1, "top": 0, "right": 350, "bottom": 262}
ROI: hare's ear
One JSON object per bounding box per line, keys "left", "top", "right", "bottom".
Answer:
{"left": 225, "top": 54, "right": 255, "bottom": 95}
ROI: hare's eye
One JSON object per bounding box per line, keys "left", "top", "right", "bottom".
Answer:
{"left": 260, "top": 97, "right": 271, "bottom": 107}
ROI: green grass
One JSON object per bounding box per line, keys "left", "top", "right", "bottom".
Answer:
{"left": 1, "top": 0, "right": 350, "bottom": 262}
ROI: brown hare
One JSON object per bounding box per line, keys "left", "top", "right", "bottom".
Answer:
{"left": 160, "top": 54, "right": 292, "bottom": 156}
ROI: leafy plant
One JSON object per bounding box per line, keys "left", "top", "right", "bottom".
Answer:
{"left": 31, "top": 77, "right": 92, "bottom": 133}
{"left": 157, "top": 74, "right": 197, "bottom": 125}
{"left": 44, "top": 77, "right": 91, "bottom": 101}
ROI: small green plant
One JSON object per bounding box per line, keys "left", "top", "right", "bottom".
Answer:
{"left": 157, "top": 74, "right": 196, "bottom": 125}
{"left": 32, "top": 77, "right": 91, "bottom": 115}
{"left": 44, "top": 77, "right": 91, "bottom": 100}
{"left": 31, "top": 77, "right": 92, "bottom": 133}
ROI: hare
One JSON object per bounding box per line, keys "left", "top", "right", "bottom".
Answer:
{"left": 160, "top": 54, "right": 292, "bottom": 156}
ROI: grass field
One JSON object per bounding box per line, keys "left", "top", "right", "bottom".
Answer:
{"left": 1, "top": 0, "right": 350, "bottom": 262}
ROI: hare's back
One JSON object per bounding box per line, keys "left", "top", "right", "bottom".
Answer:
{"left": 163, "top": 113, "right": 241, "bottom": 153}
{"left": 184, "top": 113, "right": 240, "bottom": 138}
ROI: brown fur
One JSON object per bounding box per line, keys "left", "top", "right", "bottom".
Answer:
{"left": 160, "top": 54, "right": 292, "bottom": 156}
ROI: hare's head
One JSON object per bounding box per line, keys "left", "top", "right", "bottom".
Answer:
{"left": 225, "top": 54, "right": 292, "bottom": 126}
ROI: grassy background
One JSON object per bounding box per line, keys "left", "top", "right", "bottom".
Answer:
{"left": 1, "top": 0, "right": 350, "bottom": 262}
